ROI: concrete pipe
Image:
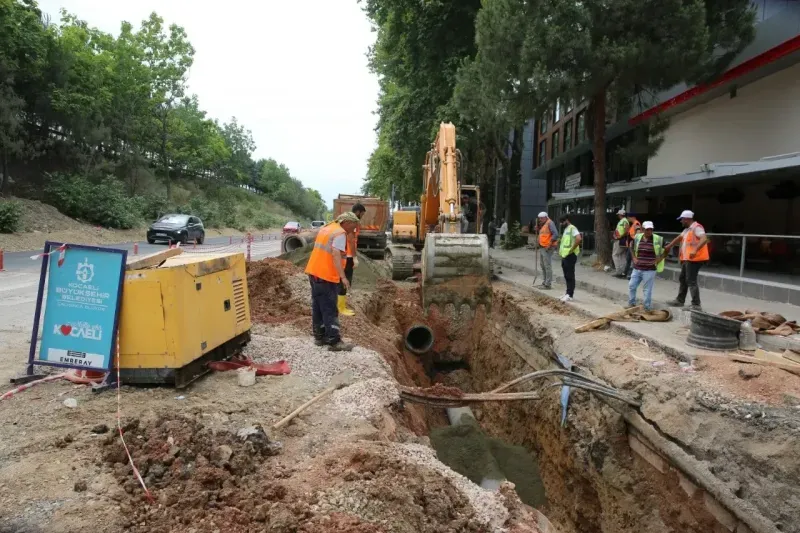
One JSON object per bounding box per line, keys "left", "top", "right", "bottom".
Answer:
{"left": 282, "top": 230, "right": 319, "bottom": 254}
{"left": 404, "top": 324, "right": 434, "bottom": 354}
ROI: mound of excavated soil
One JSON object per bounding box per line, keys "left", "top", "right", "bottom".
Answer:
{"left": 100, "top": 415, "right": 524, "bottom": 533}
{"left": 101, "top": 415, "right": 283, "bottom": 532}
{"left": 247, "top": 258, "right": 311, "bottom": 324}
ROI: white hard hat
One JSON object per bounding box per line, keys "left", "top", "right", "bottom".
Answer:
{"left": 677, "top": 210, "right": 694, "bottom": 220}
{"left": 642, "top": 221, "right": 654, "bottom": 229}
{"left": 537, "top": 211, "right": 548, "bottom": 218}
{"left": 617, "top": 209, "right": 626, "bottom": 215}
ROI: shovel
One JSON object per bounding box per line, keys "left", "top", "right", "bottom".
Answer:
{"left": 272, "top": 369, "right": 355, "bottom": 430}
{"left": 533, "top": 245, "right": 540, "bottom": 286}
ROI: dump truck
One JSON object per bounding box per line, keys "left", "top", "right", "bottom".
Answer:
{"left": 332, "top": 194, "right": 389, "bottom": 259}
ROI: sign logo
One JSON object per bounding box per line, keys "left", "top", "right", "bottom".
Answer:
{"left": 76, "top": 258, "right": 95, "bottom": 283}
{"left": 54, "top": 322, "right": 102, "bottom": 341}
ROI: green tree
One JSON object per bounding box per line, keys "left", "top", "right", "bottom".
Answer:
{"left": 0, "top": 0, "right": 49, "bottom": 193}
{"left": 137, "top": 12, "right": 194, "bottom": 199}
{"left": 361, "top": 0, "right": 482, "bottom": 201}
{"left": 509, "top": 0, "right": 756, "bottom": 263}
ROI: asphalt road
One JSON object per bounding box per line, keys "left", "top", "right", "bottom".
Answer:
{"left": 0, "top": 234, "right": 283, "bottom": 338}
{"left": 2, "top": 233, "right": 282, "bottom": 272}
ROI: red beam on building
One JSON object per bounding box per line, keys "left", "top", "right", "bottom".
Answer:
{"left": 629, "top": 35, "right": 800, "bottom": 126}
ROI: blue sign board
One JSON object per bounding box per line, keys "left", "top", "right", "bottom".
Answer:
{"left": 28, "top": 243, "right": 127, "bottom": 374}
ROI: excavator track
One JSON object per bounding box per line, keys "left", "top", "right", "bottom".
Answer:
{"left": 388, "top": 246, "right": 416, "bottom": 280}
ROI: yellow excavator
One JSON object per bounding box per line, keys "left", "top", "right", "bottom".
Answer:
{"left": 387, "top": 122, "right": 491, "bottom": 313}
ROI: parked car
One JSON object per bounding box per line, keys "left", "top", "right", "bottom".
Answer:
{"left": 147, "top": 214, "right": 205, "bottom": 245}
{"left": 282, "top": 221, "right": 301, "bottom": 235}
{"left": 311, "top": 220, "right": 325, "bottom": 229}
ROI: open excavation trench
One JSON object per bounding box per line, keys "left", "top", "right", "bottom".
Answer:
{"left": 385, "top": 285, "right": 800, "bottom": 533}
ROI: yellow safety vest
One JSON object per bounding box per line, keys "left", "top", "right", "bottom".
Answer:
{"left": 559, "top": 225, "right": 581, "bottom": 258}
{"left": 615, "top": 219, "right": 629, "bottom": 240}
{"left": 633, "top": 233, "right": 665, "bottom": 273}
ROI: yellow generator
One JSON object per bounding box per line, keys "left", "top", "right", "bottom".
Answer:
{"left": 118, "top": 251, "right": 251, "bottom": 388}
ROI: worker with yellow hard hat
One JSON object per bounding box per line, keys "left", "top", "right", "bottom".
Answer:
{"left": 305, "top": 212, "right": 360, "bottom": 351}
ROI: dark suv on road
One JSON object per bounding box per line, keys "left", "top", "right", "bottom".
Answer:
{"left": 147, "top": 214, "right": 205, "bottom": 245}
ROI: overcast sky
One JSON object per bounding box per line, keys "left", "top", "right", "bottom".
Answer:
{"left": 37, "top": 0, "right": 379, "bottom": 208}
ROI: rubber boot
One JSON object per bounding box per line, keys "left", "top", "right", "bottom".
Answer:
{"left": 338, "top": 295, "right": 355, "bottom": 316}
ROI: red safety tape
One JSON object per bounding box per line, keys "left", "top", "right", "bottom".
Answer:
{"left": 30, "top": 244, "right": 67, "bottom": 267}
{"left": 115, "top": 336, "right": 153, "bottom": 503}
{"left": 0, "top": 373, "right": 67, "bottom": 401}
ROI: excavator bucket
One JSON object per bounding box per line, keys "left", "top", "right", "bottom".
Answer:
{"left": 421, "top": 233, "right": 492, "bottom": 315}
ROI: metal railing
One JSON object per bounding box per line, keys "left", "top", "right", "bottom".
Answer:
{"left": 579, "top": 230, "right": 800, "bottom": 280}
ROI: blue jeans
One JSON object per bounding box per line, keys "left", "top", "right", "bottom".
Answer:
{"left": 628, "top": 269, "right": 656, "bottom": 310}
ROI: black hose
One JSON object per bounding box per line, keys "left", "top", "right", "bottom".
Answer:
{"left": 405, "top": 324, "right": 434, "bottom": 354}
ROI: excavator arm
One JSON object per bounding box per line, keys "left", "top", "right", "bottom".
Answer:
{"left": 419, "top": 123, "right": 491, "bottom": 315}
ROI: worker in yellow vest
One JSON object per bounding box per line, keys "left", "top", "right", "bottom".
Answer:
{"left": 338, "top": 203, "right": 366, "bottom": 316}
{"left": 628, "top": 221, "right": 665, "bottom": 311}
{"left": 305, "top": 212, "right": 360, "bottom": 351}
{"left": 662, "top": 210, "right": 710, "bottom": 311}
{"left": 536, "top": 211, "right": 559, "bottom": 289}
{"left": 556, "top": 214, "right": 582, "bottom": 303}
{"left": 612, "top": 209, "right": 630, "bottom": 277}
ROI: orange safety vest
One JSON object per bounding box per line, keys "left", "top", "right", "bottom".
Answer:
{"left": 305, "top": 222, "right": 346, "bottom": 283}
{"left": 538, "top": 219, "right": 553, "bottom": 247}
{"left": 679, "top": 222, "right": 710, "bottom": 262}
{"left": 628, "top": 219, "right": 641, "bottom": 239}
{"left": 346, "top": 226, "right": 359, "bottom": 258}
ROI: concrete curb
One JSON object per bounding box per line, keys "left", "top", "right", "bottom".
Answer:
{"left": 495, "top": 272, "right": 695, "bottom": 363}
{"left": 494, "top": 257, "right": 800, "bottom": 356}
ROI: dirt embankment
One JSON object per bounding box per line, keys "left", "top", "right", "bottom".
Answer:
{"left": 0, "top": 198, "right": 269, "bottom": 252}
{"left": 447, "top": 286, "right": 800, "bottom": 533}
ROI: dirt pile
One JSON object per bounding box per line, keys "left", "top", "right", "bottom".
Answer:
{"left": 247, "top": 258, "right": 311, "bottom": 324}
{"left": 101, "top": 415, "right": 283, "bottom": 532}
{"left": 100, "top": 415, "right": 538, "bottom": 533}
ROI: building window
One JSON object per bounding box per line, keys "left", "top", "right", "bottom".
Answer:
{"left": 564, "top": 119, "right": 573, "bottom": 150}
{"left": 576, "top": 111, "right": 586, "bottom": 142}
{"left": 554, "top": 100, "right": 561, "bottom": 123}
{"left": 539, "top": 116, "right": 547, "bottom": 135}
{"left": 552, "top": 130, "right": 560, "bottom": 159}
{"left": 538, "top": 140, "right": 546, "bottom": 167}
{"left": 565, "top": 99, "right": 573, "bottom": 115}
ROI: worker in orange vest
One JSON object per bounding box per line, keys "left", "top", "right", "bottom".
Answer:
{"left": 536, "top": 211, "right": 559, "bottom": 290}
{"left": 623, "top": 214, "right": 642, "bottom": 279}
{"left": 662, "top": 210, "right": 710, "bottom": 311}
{"left": 305, "top": 211, "right": 360, "bottom": 351}
{"left": 338, "top": 203, "right": 366, "bottom": 316}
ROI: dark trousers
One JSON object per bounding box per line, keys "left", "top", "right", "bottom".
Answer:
{"left": 338, "top": 258, "right": 354, "bottom": 296}
{"left": 488, "top": 234, "right": 495, "bottom": 248}
{"left": 677, "top": 261, "right": 706, "bottom": 306}
{"left": 561, "top": 254, "right": 577, "bottom": 297}
{"left": 310, "top": 276, "right": 341, "bottom": 344}
{"left": 624, "top": 246, "right": 633, "bottom": 277}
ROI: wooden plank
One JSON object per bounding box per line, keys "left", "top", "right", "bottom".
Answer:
{"left": 126, "top": 248, "right": 183, "bottom": 270}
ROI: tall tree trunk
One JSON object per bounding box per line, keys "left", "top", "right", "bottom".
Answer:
{"left": 591, "top": 90, "right": 611, "bottom": 265}
{"left": 0, "top": 146, "right": 8, "bottom": 195}
{"left": 508, "top": 127, "right": 523, "bottom": 225}
{"left": 161, "top": 115, "right": 170, "bottom": 200}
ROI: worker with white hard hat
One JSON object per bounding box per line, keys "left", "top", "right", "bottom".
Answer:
{"left": 612, "top": 208, "right": 630, "bottom": 277}
{"left": 536, "top": 211, "right": 559, "bottom": 289}
{"left": 628, "top": 221, "right": 665, "bottom": 312}
{"left": 661, "top": 210, "right": 710, "bottom": 311}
